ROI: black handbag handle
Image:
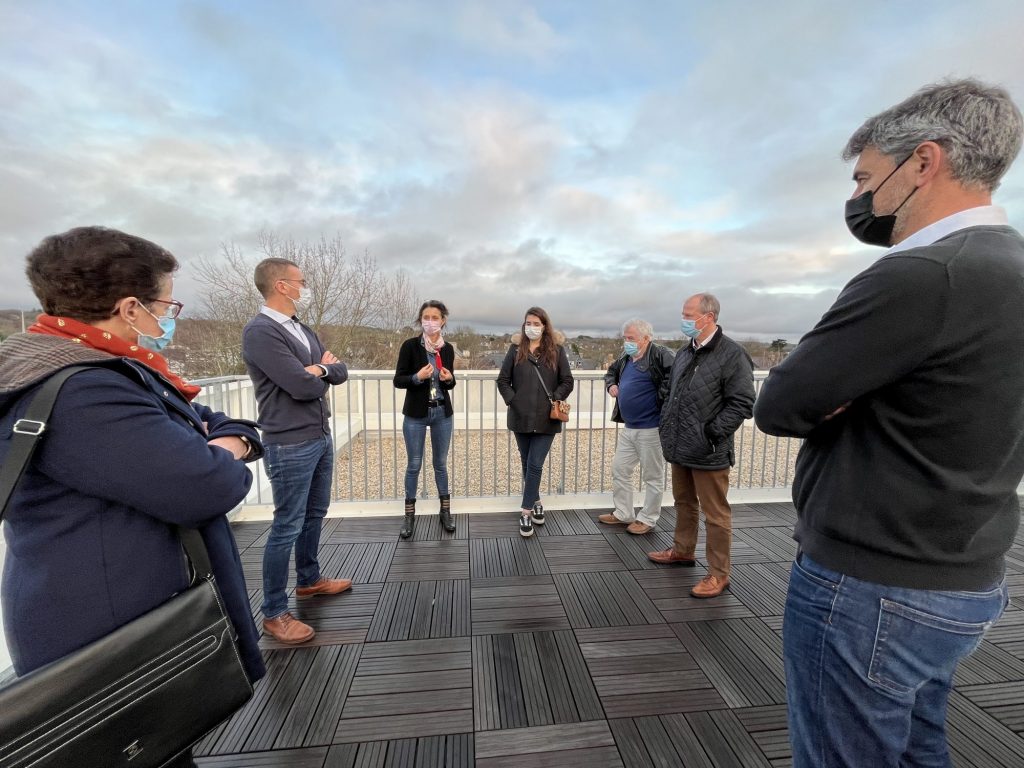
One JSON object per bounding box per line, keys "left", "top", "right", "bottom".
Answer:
{"left": 0, "top": 364, "right": 214, "bottom": 580}
{"left": 529, "top": 359, "right": 555, "bottom": 403}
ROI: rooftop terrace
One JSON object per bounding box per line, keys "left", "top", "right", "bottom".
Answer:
{"left": 193, "top": 501, "right": 1024, "bottom": 768}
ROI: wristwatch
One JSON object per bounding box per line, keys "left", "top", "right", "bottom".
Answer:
{"left": 237, "top": 435, "right": 254, "bottom": 459}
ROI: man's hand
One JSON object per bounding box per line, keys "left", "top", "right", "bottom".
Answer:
{"left": 209, "top": 436, "right": 248, "bottom": 460}
{"left": 417, "top": 363, "right": 435, "bottom": 381}
{"left": 439, "top": 367, "right": 453, "bottom": 382}
{"left": 304, "top": 364, "right": 324, "bottom": 375}
{"left": 608, "top": 385, "right": 619, "bottom": 398}
{"left": 321, "top": 351, "right": 339, "bottom": 365}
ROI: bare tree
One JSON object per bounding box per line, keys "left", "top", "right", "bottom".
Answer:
{"left": 189, "top": 231, "right": 420, "bottom": 375}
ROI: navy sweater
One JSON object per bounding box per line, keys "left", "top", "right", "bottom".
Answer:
{"left": 755, "top": 226, "right": 1024, "bottom": 590}
{"left": 241, "top": 313, "right": 348, "bottom": 445}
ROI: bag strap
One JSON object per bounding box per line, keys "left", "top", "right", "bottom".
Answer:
{"left": 529, "top": 359, "right": 554, "bottom": 403}
{"left": 0, "top": 364, "right": 214, "bottom": 581}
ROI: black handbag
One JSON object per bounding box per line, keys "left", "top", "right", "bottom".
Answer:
{"left": 0, "top": 365, "right": 255, "bottom": 768}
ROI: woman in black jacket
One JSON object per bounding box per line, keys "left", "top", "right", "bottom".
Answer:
{"left": 497, "top": 307, "right": 574, "bottom": 537}
{"left": 393, "top": 300, "right": 457, "bottom": 538}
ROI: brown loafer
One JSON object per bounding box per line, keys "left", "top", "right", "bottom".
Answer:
{"left": 626, "top": 521, "right": 653, "bottom": 535}
{"left": 647, "top": 548, "right": 697, "bottom": 566}
{"left": 691, "top": 575, "right": 729, "bottom": 598}
{"left": 262, "top": 612, "right": 315, "bottom": 644}
{"left": 295, "top": 577, "right": 353, "bottom": 597}
{"left": 598, "top": 513, "right": 629, "bottom": 525}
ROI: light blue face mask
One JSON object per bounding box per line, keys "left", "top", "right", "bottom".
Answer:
{"left": 133, "top": 305, "right": 177, "bottom": 352}
{"left": 680, "top": 318, "right": 700, "bottom": 339}
{"left": 623, "top": 341, "right": 640, "bottom": 356}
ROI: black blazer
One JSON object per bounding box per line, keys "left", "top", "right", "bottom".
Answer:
{"left": 393, "top": 336, "right": 456, "bottom": 418}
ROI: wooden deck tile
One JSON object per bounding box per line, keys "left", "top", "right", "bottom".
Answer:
{"left": 366, "top": 580, "right": 470, "bottom": 641}
{"left": 387, "top": 540, "right": 469, "bottom": 581}
{"left": 470, "top": 536, "right": 551, "bottom": 578}
{"left": 541, "top": 534, "right": 631, "bottom": 573}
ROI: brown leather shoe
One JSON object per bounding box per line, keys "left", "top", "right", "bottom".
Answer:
{"left": 295, "top": 577, "right": 353, "bottom": 597}
{"left": 626, "top": 521, "right": 653, "bottom": 534}
{"left": 262, "top": 612, "right": 315, "bottom": 644}
{"left": 691, "top": 574, "right": 729, "bottom": 598}
{"left": 647, "top": 548, "right": 697, "bottom": 566}
{"left": 598, "top": 513, "right": 629, "bottom": 525}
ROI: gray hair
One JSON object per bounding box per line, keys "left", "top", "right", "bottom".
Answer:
{"left": 621, "top": 318, "right": 653, "bottom": 338}
{"left": 842, "top": 78, "right": 1023, "bottom": 192}
{"left": 692, "top": 293, "right": 720, "bottom": 320}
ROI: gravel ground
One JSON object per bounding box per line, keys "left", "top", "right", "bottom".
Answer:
{"left": 335, "top": 424, "right": 800, "bottom": 501}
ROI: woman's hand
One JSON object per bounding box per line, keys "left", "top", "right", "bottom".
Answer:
{"left": 416, "top": 363, "right": 435, "bottom": 381}
{"left": 439, "top": 367, "right": 453, "bottom": 382}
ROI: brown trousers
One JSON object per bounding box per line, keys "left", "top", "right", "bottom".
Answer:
{"left": 670, "top": 464, "right": 732, "bottom": 579}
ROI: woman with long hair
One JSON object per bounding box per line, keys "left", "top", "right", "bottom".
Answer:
{"left": 496, "top": 307, "right": 574, "bottom": 536}
{"left": 393, "top": 300, "right": 457, "bottom": 538}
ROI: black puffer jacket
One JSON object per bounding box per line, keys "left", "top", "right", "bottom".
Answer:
{"left": 659, "top": 327, "right": 755, "bottom": 470}
{"left": 603, "top": 342, "right": 676, "bottom": 424}
{"left": 497, "top": 335, "right": 574, "bottom": 435}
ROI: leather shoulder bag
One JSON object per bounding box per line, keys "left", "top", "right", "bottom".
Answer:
{"left": 0, "top": 365, "right": 254, "bottom": 768}
{"left": 530, "top": 358, "right": 571, "bottom": 422}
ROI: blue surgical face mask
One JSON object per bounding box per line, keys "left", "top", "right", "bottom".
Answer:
{"left": 680, "top": 318, "right": 700, "bottom": 339}
{"left": 133, "top": 305, "right": 176, "bottom": 352}
{"left": 623, "top": 341, "right": 640, "bottom": 356}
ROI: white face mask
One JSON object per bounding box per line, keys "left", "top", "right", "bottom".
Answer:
{"left": 524, "top": 325, "right": 543, "bottom": 341}
{"left": 292, "top": 286, "right": 313, "bottom": 312}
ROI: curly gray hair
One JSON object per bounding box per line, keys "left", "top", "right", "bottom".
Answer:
{"left": 621, "top": 318, "right": 653, "bottom": 338}
{"left": 843, "top": 79, "right": 1023, "bottom": 192}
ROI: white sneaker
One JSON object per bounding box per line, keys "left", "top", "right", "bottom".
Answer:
{"left": 519, "top": 513, "right": 534, "bottom": 537}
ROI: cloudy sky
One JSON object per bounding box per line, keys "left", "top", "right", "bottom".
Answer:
{"left": 3, "top": 0, "right": 1024, "bottom": 340}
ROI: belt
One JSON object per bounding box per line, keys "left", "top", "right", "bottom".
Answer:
{"left": 427, "top": 399, "right": 444, "bottom": 408}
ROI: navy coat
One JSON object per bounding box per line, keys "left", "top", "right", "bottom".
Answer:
{"left": 0, "top": 354, "right": 266, "bottom": 682}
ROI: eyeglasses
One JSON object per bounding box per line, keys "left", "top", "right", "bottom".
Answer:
{"left": 148, "top": 298, "right": 184, "bottom": 320}
{"left": 279, "top": 278, "right": 308, "bottom": 288}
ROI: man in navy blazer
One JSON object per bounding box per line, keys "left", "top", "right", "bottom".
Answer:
{"left": 242, "top": 258, "right": 350, "bottom": 645}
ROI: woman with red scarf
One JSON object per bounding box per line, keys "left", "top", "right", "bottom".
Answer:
{"left": 0, "top": 227, "right": 265, "bottom": 768}
{"left": 393, "top": 300, "right": 457, "bottom": 538}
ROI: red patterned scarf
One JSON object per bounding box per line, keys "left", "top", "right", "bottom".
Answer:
{"left": 29, "top": 314, "right": 201, "bottom": 401}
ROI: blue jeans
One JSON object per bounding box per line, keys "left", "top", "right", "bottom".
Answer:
{"left": 402, "top": 407, "right": 453, "bottom": 499}
{"left": 513, "top": 432, "right": 555, "bottom": 510}
{"left": 784, "top": 553, "right": 1008, "bottom": 768}
{"left": 261, "top": 435, "right": 334, "bottom": 619}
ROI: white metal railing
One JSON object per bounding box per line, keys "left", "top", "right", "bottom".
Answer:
{"left": 193, "top": 370, "right": 801, "bottom": 506}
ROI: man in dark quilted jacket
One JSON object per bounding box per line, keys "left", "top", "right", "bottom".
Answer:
{"left": 648, "top": 293, "right": 755, "bottom": 598}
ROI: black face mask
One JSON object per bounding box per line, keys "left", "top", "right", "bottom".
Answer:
{"left": 844, "top": 154, "right": 917, "bottom": 247}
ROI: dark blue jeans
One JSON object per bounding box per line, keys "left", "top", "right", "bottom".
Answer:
{"left": 402, "top": 406, "right": 453, "bottom": 499}
{"left": 784, "top": 553, "right": 1008, "bottom": 767}
{"left": 261, "top": 435, "right": 334, "bottom": 619}
{"left": 513, "top": 432, "right": 555, "bottom": 510}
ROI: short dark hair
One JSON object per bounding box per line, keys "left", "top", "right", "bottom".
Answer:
{"left": 25, "top": 226, "right": 178, "bottom": 322}
{"left": 254, "top": 258, "right": 299, "bottom": 298}
{"left": 415, "top": 299, "right": 449, "bottom": 325}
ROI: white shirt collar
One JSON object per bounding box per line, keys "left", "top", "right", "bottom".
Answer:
{"left": 886, "top": 205, "right": 1008, "bottom": 256}
{"left": 261, "top": 306, "right": 296, "bottom": 325}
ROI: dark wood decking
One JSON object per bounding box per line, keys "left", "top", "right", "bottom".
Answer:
{"left": 197, "top": 503, "right": 1024, "bottom": 767}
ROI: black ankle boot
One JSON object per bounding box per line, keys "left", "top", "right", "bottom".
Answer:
{"left": 400, "top": 499, "right": 415, "bottom": 539}
{"left": 439, "top": 494, "right": 455, "bottom": 533}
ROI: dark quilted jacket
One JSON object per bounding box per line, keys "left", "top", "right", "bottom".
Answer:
{"left": 659, "top": 327, "right": 755, "bottom": 470}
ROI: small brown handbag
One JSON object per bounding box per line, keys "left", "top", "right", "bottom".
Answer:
{"left": 531, "top": 361, "right": 571, "bottom": 422}
{"left": 550, "top": 400, "right": 571, "bottom": 422}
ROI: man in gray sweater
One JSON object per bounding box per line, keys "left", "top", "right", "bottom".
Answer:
{"left": 755, "top": 80, "right": 1024, "bottom": 766}
{"left": 242, "top": 258, "right": 350, "bottom": 645}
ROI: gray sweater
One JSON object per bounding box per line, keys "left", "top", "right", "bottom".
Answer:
{"left": 755, "top": 225, "right": 1024, "bottom": 590}
{"left": 241, "top": 313, "right": 348, "bottom": 445}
